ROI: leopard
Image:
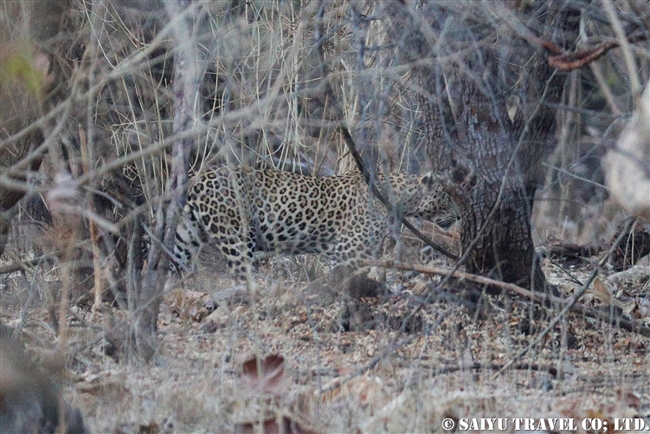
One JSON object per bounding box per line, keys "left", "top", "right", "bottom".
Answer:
{"left": 173, "top": 166, "right": 458, "bottom": 279}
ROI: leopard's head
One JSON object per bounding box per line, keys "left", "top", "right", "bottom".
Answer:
{"left": 400, "top": 173, "right": 460, "bottom": 229}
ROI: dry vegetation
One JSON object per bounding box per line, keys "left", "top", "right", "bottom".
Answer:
{"left": 2, "top": 247, "right": 650, "bottom": 433}
{"left": 1, "top": 1, "right": 650, "bottom": 433}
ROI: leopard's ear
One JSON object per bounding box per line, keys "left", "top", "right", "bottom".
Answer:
{"left": 420, "top": 172, "right": 436, "bottom": 188}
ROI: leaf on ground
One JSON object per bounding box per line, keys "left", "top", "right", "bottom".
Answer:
{"left": 241, "top": 354, "right": 286, "bottom": 395}
{"left": 585, "top": 409, "right": 614, "bottom": 433}
{"left": 592, "top": 278, "right": 613, "bottom": 304}
{"left": 170, "top": 289, "right": 213, "bottom": 322}
{"left": 617, "top": 389, "right": 641, "bottom": 410}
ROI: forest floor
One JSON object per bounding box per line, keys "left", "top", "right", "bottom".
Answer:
{"left": 1, "top": 233, "right": 650, "bottom": 433}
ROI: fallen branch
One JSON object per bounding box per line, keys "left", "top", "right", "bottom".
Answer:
{"left": 0, "top": 261, "right": 34, "bottom": 275}
{"left": 543, "top": 237, "right": 602, "bottom": 262}
{"left": 0, "top": 256, "right": 53, "bottom": 275}
{"left": 367, "top": 257, "right": 650, "bottom": 339}
{"left": 366, "top": 259, "right": 562, "bottom": 304}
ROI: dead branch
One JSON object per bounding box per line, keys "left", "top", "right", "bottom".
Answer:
{"left": 547, "top": 31, "right": 648, "bottom": 72}
{"left": 396, "top": 361, "right": 560, "bottom": 378}
{"left": 0, "top": 258, "right": 42, "bottom": 275}
{"left": 366, "top": 260, "right": 561, "bottom": 304}
{"left": 491, "top": 218, "right": 646, "bottom": 378}
{"left": 367, "top": 257, "right": 650, "bottom": 339}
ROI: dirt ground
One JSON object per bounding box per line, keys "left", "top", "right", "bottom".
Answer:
{"left": 1, "top": 235, "right": 650, "bottom": 434}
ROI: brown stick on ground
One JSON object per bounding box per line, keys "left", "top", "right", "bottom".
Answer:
{"left": 366, "top": 259, "right": 650, "bottom": 339}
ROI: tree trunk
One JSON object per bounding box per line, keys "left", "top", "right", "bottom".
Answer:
{"left": 388, "top": 1, "right": 580, "bottom": 291}
{"left": 130, "top": 0, "right": 196, "bottom": 361}
{"left": 433, "top": 69, "right": 546, "bottom": 290}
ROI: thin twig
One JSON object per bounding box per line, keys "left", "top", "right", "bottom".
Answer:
{"left": 397, "top": 361, "right": 560, "bottom": 378}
